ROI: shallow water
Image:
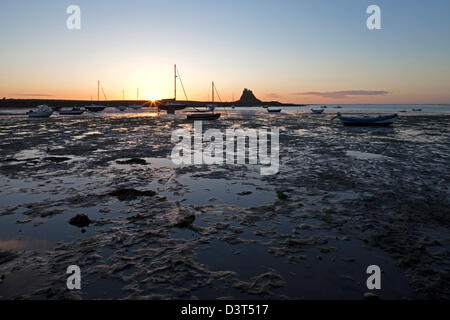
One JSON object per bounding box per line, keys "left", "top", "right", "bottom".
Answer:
{"left": 1, "top": 104, "right": 450, "bottom": 117}
{"left": 0, "top": 111, "right": 449, "bottom": 299}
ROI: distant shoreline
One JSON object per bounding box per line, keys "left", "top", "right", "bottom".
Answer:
{"left": 1, "top": 99, "right": 448, "bottom": 109}
{"left": 0, "top": 99, "right": 306, "bottom": 109}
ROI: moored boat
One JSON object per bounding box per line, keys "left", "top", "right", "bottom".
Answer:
{"left": 116, "top": 89, "right": 128, "bottom": 111}
{"left": 28, "top": 105, "right": 53, "bottom": 118}
{"left": 85, "top": 80, "right": 106, "bottom": 112}
{"left": 85, "top": 104, "right": 106, "bottom": 112}
{"left": 186, "top": 81, "right": 221, "bottom": 120}
{"left": 267, "top": 107, "right": 281, "bottom": 113}
{"left": 335, "top": 112, "right": 398, "bottom": 126}
{"left": 311, "top": 109, "right": 324, "bottom": 114}
{"left": 186, "top": 113, "right": 221, "bottom": 120}
{"left": 59, "top": 107, "right": 85, "bottom": 115}
{"left": 158, "top": 65, "right": 187, "bottom": 114}
{"left": 158, "top": 101, "right": 186, "bottom": 114}
{"left": 205, "top": 103, "right": 217, "bottom": 111}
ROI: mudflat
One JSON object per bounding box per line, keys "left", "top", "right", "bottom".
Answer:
{"left": 0, "top": 111, "right": 449, "bottom": 299}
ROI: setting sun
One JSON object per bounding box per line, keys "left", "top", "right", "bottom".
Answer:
{"left": 143, "top": 95, "right": 161, "bottom": 102}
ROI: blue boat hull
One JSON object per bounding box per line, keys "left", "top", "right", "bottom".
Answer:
{"left": 339, "top": 114, "right": 398, "bottom": 126}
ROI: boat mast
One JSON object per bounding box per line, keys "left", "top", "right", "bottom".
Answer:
{"left": 212, "top": 81, "right": 214, "bottom": 103}
{"left": 174, "top": 64, "right": 177, "bottom": 101}
{"left": 97, "top": 80, "right": 100, "bottom": 102}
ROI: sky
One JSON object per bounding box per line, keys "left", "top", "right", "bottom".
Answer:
{"left": 0, "top": 0, "right": 449, "bottom": 104}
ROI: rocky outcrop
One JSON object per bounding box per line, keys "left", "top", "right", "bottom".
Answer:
{"left": 235, "top": 89, "right": 263, "bottom": 106}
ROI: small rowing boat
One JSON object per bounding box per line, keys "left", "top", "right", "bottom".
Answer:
{"left": 335, "top": 112, "right": 398, "bottom": 126}
{"left": 311, "top": 109, "right": 324, "bottom": 114}
{"left": 186, "top": 113, "right": 221, "bottom": 120}
{"left": 267, "top": 107, "right": 281, "bottom": 113}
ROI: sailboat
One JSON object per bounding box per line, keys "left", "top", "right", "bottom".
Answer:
{"left": 129, "top": 88, "right": 142, "bottom": 110}
{"left": 206, "top": 82, "right": 219, "bottom": 111}
{"left": 85, "top": 80, "right": 106, "bottom": 112}
{"left": 116, "top": 89, "right": 127, "bottom": 111}
{"left": 186, "top": 81, "right": 221, "bottom": 120}
{"left": 157, "top": 65, "right": 187, "bottom": 114}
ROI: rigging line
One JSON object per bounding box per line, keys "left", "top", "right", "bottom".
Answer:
{"left": 101, "top": 84, "right": 108, "bottom": 101}
{"left": 214, "top": 85, "right": 222, "bottom": 102}
{"left": 213, "top": 83, "right": 229, "bottom": 116}
{"left": 176, "top": 68, "right": 189, "bottom": 101}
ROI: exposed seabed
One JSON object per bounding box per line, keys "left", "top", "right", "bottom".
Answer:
{"left": 0, "top": 111, "right": 449, "bottom": 299}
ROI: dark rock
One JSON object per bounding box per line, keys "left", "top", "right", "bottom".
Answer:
{"left": 235, "top": 89, "right": 263, "bottom": 106}
{"left": 44, "top": 156, "right": 71, "bottom": 163}
{"left": 127, "top": 213, "right": 144, "bottom": 221}
{"left": 237, "top": 191, "right": 252, "bottom": 196}
{"left": 345, "top": 257, "right": 356, "bottom": 262}
{"left": 109, "top": 188, "right": 157, "bottom": 201}
{"left": 116, "top": 158, "right": 147, "bottom": 165}
{"left": 69, "top": 214, "right": 91, "bottom": 228}
{"left": 174, "top": 215, "right": 196, "bottom": 228}
{"left": 277, "top": 191, "right": 289, "bottom": 200}
{"left": 0, "top": 251, "right": 17, "bottom": 265}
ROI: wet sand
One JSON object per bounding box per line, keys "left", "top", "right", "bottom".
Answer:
{"left": 0, "top": 111, "right": 449, "bottom": 299}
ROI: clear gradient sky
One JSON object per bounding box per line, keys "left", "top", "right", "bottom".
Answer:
{"left": 0, "top": 0, "right": 449, "bottom": 104}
